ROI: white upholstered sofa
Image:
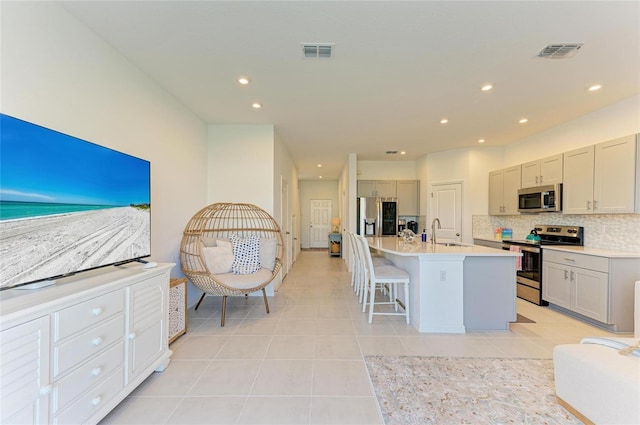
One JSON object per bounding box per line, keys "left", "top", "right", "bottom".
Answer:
{"left": 553, "top": 281, "right": 640, "bottom": 425}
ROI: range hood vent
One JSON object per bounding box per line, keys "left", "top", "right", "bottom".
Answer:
{"left": 538, "top": 43, "right": 583, "bottom": 59}
{"left": 302, "top": 43, "right": 334, "bottom": 58}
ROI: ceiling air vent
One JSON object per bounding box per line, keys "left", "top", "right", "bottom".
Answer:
{"left": 538, "top": 43, "right": 583, "bottom": 59}
{"left": 302, "top": 43, "right": 334, "bottom": 58}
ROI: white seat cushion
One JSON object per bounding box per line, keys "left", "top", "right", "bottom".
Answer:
{"left": 213, "top": 268, "right": 273, "bottom": 290}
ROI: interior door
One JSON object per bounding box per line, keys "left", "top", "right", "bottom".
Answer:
{"left": 281, "top": 177, "right": 291, "bottom": 277}
{"left": 430, "top": 182, "right": 462, "bottom": 241}
{"left": 309, "top": 199, "right": 331, "bottom": 248}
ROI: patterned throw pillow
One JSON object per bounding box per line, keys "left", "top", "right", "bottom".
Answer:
{"left": 230, "top": 234, "right": 261, "bottom": 274}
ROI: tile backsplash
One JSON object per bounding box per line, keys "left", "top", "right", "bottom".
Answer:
{"left": 473, "top": 214, "right": 640, "bottom": 253}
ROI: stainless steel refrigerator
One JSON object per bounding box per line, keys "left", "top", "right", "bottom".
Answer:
{"left": 357, "top": 197, "right": 398, "bottom": 237}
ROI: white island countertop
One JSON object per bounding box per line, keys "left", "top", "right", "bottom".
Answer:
{"left": 367, "top": 237, "right": 521, "bottom": 257}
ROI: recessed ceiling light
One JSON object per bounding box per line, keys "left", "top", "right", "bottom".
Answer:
{"left": 400, "top": 151, "right": 406, "bottom": 155}
{"left": 519, "top": 118, "right": 528, "bottom": 124}
{"left": 481, "top": 84, "right": 494, "bottom": 92}
{"left": 319, "top": 176, "right": 323, "bottom": 179}
{"left": 317, "top": 164, "right": 322, "bottom": 167}
{"left": 478, "top": 139, "right": 486, "bottom": 144}
{"left": 440, "top": 118, "right": 448, "bottom": 124}
{"left": 252, "top": 102, "right": 262, "bottom": 109}
{"left": 238, "top": 77, "right": 250, "bottom": 85}
{"left": 588, "top": 84, "right": 602, "bottom": 91}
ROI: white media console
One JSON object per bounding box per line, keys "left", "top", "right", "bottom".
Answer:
{"left": 0, "top": 262, "right": 174, "bottom": 424}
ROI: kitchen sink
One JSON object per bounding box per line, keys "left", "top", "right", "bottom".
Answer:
{"left": 436, "top": 242, "right": 466, "bottom": 247}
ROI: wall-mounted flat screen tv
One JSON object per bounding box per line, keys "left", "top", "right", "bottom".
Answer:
{"left": 0, "top": 114, "right": 151, "bottom": 290}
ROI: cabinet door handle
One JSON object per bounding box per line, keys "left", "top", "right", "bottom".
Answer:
{"left": 91, "top": 367, "right": 103, "bottom": 377}
{"left": 564, "top": 270, "right": 569, "bottom": 280}
{"left": 535, "top": 176, "right": 539, "bottom": 184}
{"left": 91, "top": 337, "right": 103, "bottom": 346}
{"left": 570, "top": 271, "right": 575, "bottom": 281}
{"left": 593, "top": 200, "right": 598, "bottom": 210}
{"left": 540, "top": 175, "right": 543, "bottom": 183}
{"left": 91, "top": 307, "right": 103, "bottom": 316}
{"left": 91, "top": 396, "right": 102, "bottom": 407}
{"left": 586, "top": 200, "right": 591, "bottom": 210}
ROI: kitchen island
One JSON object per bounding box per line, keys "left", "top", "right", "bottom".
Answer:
{"left": 367, "top": 237, "right": 520, "bottom": 333}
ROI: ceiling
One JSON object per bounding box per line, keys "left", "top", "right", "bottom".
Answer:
{"left": 59, "top": 1, "right": 640, "bottom": 180}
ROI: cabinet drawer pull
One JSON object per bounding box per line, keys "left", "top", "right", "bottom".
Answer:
{"left": 563, "top": 258, "right": 576, "bottom": 262}
{"left": 91, "top": 396, "right": 102, "bottom": 407}
{"left": 91, "top": 367, "right": 103, "bottom": 377}
{"left": 91, "top": 337, "right": 103, "bottom": 346}
{"left": 40, "top": 385, "right": 52, "bottom": 396}
{"left": 91, "top": 307, "right": 103, "bottom": 316}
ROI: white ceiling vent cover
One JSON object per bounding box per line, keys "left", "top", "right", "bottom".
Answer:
{"left": 538, "top": 43, "right": 583, "bottom": 59}
{"left": 302, "top": 43, "right": 334, "bottom": 58}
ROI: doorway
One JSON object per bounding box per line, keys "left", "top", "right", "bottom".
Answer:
{"left": 309, "top": 199, "right": 331, "bottom": 248}
{"left": 430, "top": 182, "right": 463, "bottom": 241}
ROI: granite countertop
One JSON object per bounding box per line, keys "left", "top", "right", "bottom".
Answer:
{"left": 367, "top": 237, "right": 521, "bottom": 257}
{"left": 542, "top": 245, "right": 640, "bottom": 259}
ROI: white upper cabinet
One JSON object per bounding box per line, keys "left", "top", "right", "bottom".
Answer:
{"left": 564, "top": 135, "right": 638, "bottom": 214}
{"left": 488, "top": 165, "right": 521, "bottom": 215}
{"left": 357, "top": 180, "right": 397, "bottom": 198}
{"left": 594, "top": 135, "right": 638, "bottom": 213}
{"left": 563, "top": 146, "right": 596, "bottom": 214}
{"left": 396, "top": 180, "right": 419, "bottom": 215}
{"left": 521, "top": 154, "right": 563, "bottom": 188}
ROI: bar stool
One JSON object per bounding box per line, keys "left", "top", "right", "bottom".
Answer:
{"left": 356, "top": 235, "right": 410, "bottom": 324}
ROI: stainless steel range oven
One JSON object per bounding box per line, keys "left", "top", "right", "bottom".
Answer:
{"left": 502, "top": 225, "right": 584, "bottom": 306}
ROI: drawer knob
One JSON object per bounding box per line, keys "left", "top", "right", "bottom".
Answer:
{"left": 39, "top": 385, "right": 52, "bottom": 396}
{"left": 91, "top": 367, "right": 103, "bottom": 377}
{"left": 91, "top": 337, "right": 103, "bottom": 346}
{"left": 91, "top": 396, "right": 102, "bottom": 407}
{"left": 128, "top": 332, "right": 137, "bottom": 340}
{"left": 92, "top": 307, "right": 103, "bottom": 316}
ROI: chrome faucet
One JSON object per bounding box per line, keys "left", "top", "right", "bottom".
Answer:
{"left": 431, "top": 218, "right": 441, "bottom": 245}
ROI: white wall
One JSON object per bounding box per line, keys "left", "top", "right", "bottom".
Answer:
{"left": 504, "top": 94, "right": 640, "bottom": 166}
{"left": 357, "top": 160, "right": 417, "bottom": 180}
{"left": 207, "top": 125, "right": 274, "bottom": 212}
{"left": 1, "top": 2, "right": 208, "bottom": 298}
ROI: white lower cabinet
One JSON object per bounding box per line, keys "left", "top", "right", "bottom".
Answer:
{"left": 0, "top": 316, "right": 51, "bottom": 425}
{"left": 543, "top": 249, "right": 639, "bottom": 331}
{"left": 0, "top": 263, "right": 174, "bottom": 425}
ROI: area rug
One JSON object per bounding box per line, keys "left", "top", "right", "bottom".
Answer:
{"left": 365, "top": 356, "right": 581, "bottom": 425}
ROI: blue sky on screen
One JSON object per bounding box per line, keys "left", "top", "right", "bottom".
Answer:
{"left": 0, "top": 114, "right": 150, "bottom": 206}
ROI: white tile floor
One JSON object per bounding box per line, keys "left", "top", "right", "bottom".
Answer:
{"left": 100, "top": 250, "right": 628, "bottom": 424}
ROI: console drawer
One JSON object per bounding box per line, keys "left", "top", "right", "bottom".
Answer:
{"left": 53, "top": 368, "right": 123, "bottom": 425}
{"left": 53, "top": 314, "right": 124, "bottom": 378}
{"left": 53, "top": 341, "right": 124, "bottom": 414}
{"left": 55, "top": 289, "right": 124, "bottom": 341}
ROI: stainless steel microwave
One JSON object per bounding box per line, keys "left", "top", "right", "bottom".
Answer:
{"left": 517, "top": 184, "right": 562, "bottom": 213}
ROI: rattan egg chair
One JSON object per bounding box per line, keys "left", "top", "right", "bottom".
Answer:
{"left": 180, "top": 202, "right": 284, "bottom": 326}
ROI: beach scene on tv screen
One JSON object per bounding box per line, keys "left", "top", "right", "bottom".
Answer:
{"left": 0, "top": 114, "right": 151, "bottom": 289}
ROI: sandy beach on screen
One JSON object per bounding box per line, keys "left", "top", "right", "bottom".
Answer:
{"left": 0, "top": 206, "right": 150, "bottom": 288}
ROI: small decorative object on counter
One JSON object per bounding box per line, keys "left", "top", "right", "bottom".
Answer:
{"left": 501, "top": 228, "right": 513, "bottom": 240}
{"left": 400, "top": 229, "right": 416, "bottom": 243}
{"left": 421, "top": 229, "right": 427, "bottom": 242}
{"left": 494, "top": 227, "right": 502, "bottom": 241}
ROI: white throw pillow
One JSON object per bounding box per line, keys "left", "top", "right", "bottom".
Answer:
{"left": 202, "top": 246, "right": 234, "bottom": 274}
{"left": 230, "top": 234, "right": 261, "bottom": 275}
{"left": 260, "top": 238, "right": 277, "bottom": 271}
